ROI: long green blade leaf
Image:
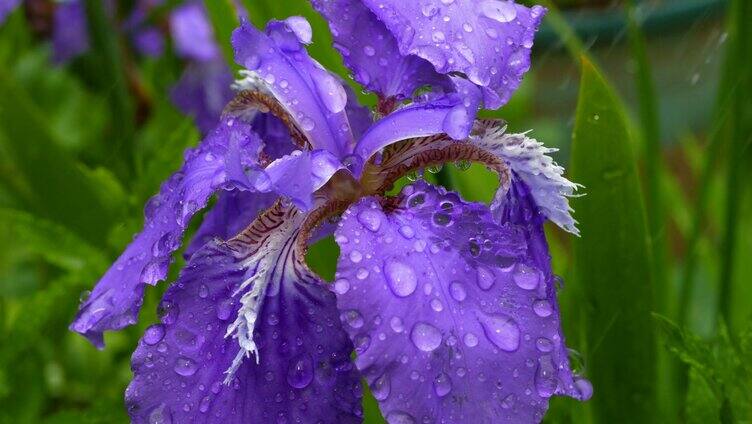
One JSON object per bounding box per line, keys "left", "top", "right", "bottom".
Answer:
{"left": 570, "top": 58, "right": 657, "bottom": 423}
{"left": 204, "top": 0, "right": 241, "bottom": 72}
{"left": 0, "top": 69, "right": 118, "bottom": 246}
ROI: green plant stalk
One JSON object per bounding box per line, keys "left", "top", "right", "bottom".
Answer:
{"left": 84, "top": 0, "right": 135, "bottom": 176}
{"left": 204, "top": 0, "right": 241, "bottom": 72}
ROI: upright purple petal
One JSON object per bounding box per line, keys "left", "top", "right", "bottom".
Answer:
{"left": 232, "top": 18, "right": 357, "bottom": 157}
{"left": 52, "top": 0, "right": 90, "bottom": 63}
{"left": 126, "top": 203, "right": 362, "bottom": 423}
{"left": 361, "top": 0, "right": 545, "bottom": 109}
{"left": 311, "top": 0, "right": 451, "bottom": 101}
{"left": 171, "top": 61, "right": 235, "bottom": 134}
{"left": 333, "top": 181, "right": 586, "bottom": 423}
{"left": 169, "top": 2, "right": 220, "bottom": 62}
{"left": 70, "top": 118, "right": 263, "bottom": 347}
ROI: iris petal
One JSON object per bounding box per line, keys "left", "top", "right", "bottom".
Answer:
{"left": 232, "top": 18, "right": 357, "bottom": 157}
{"left": 70, "top": 118, "right": 263, "bottom": 347}
{"left": 126, "top": 203, "right": 362, "bottom": 423}
{"left": 333, "top": 180, "right": 586, "bottom": 423}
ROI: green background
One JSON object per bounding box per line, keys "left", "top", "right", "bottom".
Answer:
{"left": 0, "top": 0, "right": 750, "bottom": 422}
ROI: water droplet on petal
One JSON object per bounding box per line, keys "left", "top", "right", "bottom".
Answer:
{"left": 174, "top": 357, "right": 197, "bottom": 376}
{"left": 363, "top": 45, "right": 376, "bottom": 56}
{"left": 372, "top": 374, "right": 391, "bottom": 401}
{"left": 513, "top": 264, "right": 540, "bottom": 290}
{"left": 334, "top": 279, "right": 350, "bottom": 294}
{"left": 480, "top": 0, "right": 518, "bottom": 23}
{"left": 398, "top": 225, "right": 415, "bottom": 239}
{"left": 500, "top": 393, "right": 516, "bottom": 409}
{"left": 430, "top": 298, "right": 444, "bottom": 312}
{"left": 535, "top": 355, "right": 558, "bottom": 397}
{"left": 463, "top": 332, "right": 479, "bottom": 347}
{"left": 342, "top": 310, "right": 364, "bottom": 329}
{"left": 198, "top": 284, "right": 209, "bottom": 299}
{"left": 216, "top": 299, "right": 234, "bottom": 321}
{"left": 313, "top": 73, "right": 347, "bottom": 113}
{"left": 449, "top": 281, "right": 467, "bottom": 301}
{"left": 574, "top": 377, "right": 593, "bottom": 400}
{"left": 287, "top": 354, "right": 314, "bottom": 389}
{"left": 386, "top": 411, "right": 416, "bottom": 424}
{"left": 479, "top": 313, "right": 520, "bottom": 352}
{"left": 357, "top": 209, "right": 383, "bottom": 232}
{"left": 410, "top": 322, "right": 442, "bottom": 352}
{"left": 536, "top": 337, "right": 553, "bottom": 352}
{"left": 384, "top": 258, "right": 417, "bottom": 297}
{"left": 390, "top": 316, "right": 404, "bottom": 333}
{"left": 144, "top": 324, "right": 165, "bottom": 345}
{"left": 476, "top": 266, "right": 495, "bottom": 290}
{"left": 148, "top": 404, "right": 173, "bottom": 424}
{"left": 533, "top": 299, "right": 553, "bottom": 317}
{"left": 433, "top": 372, "right": 452, "bottom": 397}
{"left": 349, "top": 250, "right": 363, "bottom": 263}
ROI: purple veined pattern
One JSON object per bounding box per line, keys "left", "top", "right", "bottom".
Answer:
{"left": 126, "top": 202, "right": 362, "bottom": 423}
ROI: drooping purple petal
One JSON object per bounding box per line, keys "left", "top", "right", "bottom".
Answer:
{"left": 0, "top": 0, "right": 21, "bottom": 25}
{"left": 126, "top": 203, "right": 362, "bottom": 423}
{"left": 333, "top": 180, "right": 586, "bottom": 423}
{"left": 52, "top": 0, "right": 90, "bottom": 63}
{"left": 311, "top": 0, "right": 451, "bottom": 101}
{"left": 169, "top": 2, "right": 220, "bottom": 62}
{"left": 171, "top": 61, "right": 235, "bottom": 134}
{"left": 232, "top": 18, "right": 357, "bottom": 157}
{"left": 361, "top": 0, "right": 545, "bottom": 109}
{"left": 70, "top": 118, "right": 263, "bottom": 347}
{"left": 184, "top": 190, "right": 277, "bottom": 258}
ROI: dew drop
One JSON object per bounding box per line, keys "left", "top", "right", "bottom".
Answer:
{"left": 574, "top": 377, "right": 593, "bottom": 401}
{"left": 341, "top": 309, "right": 364, "bottom": 329}
{"left": 398, "top": 225, "right": 415, "bottom": 239}
{"left": 390, "top": 316, "right": 405, "bottom": 333}
{"left": 449, "top": 281, "right": 467, "bottom": 301}
{"left": 479, "top": 314, "right": 520, "bottom": 351}
{"left": 148, "top": 404, "right": 173, "bottom": 424}
{"left": 372, "top": 374, "right": 391, "bottom": 401}
{"left": 410, "top": 322, "right": 442, "bottom": 352}
{"left": 349, "top": 250, "right": 363, "bottom": 263}
{"left": 433, "top": 372, "right": 452, "bottom": 397}
{"left": 533, "top": 299, "right": 553, "bottom": 317}
{"left": 476, "top": 266, "right": 495, "bottom": 290}
{"left": 334, "top": 279, "right": 350, "bottom": 294}
{"left": 534, "top": 355, "right": 558, "bottom": 397}
{"left": 500, "top": 393, "right": 516, "bottom": 409}
{"left": 174, "top": 357, "right": 198, "bottom": 376}
{"left": 363, "top": 45, "right": 376, "bottom": 56}
{"left": 432, "top": 212, "right": 452, "bottom": 226}
{"left": 430, "top": 298, "right": 444, "bottom": 312}
{"left": 384, "top": 258, "right": 417, "bottom": 297}
{"left": 287, "top": 354, "right": 314, "bottom": 389}
{"left": 407, "top": 192, "right": 426, "bottom": 208}
{"left": 386, "top": 411, "right": 416, "bottom": 424}
{"left": 463, "top": 332, "right": 479, "bottom": 347}
{"left": 216, "top": 298, "right": 234, "bottom": 321}
{"left": 536, "top": 337, "right": 553, "bottom": 352}
{"left": 480, "top": 0, "right": 518, "bottom": 23}
{"left": 199, "top": 395, "right": 211, "bottom": 413}
{"left": 513, "top": 264, "right": 540, "bottom": 290}
{"left": 357, "top": 209, "right": 383, "bottom": 232}
{"left": 198, "top": 284, "right": 209, "bottom": 299}
{"left": 356, "top": 268, "right": 369, "bottom": 280}
{"left": 143, "top": 324, "right": 165, "bottom": 345}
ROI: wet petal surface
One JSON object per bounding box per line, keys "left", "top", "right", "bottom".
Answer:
{"left": 362, "top": 0, "right": 545, "bottom": 109}
{"left": 232, "top": 18, "right": 357, "bottom": 157}
{"left": 70, "top": 118, "right": 263, "bottom": 347}
{"left": 334, "top": 180, "right": 585, "bottom": 423}
{"left": 312, "top": 0, "right": 451, "bottom": 100}
{"left": 126, "top": 203, "right": 362, "bottom": 423}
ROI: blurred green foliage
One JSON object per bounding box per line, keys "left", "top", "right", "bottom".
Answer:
{"left": 0, "top": 0, "right": 750, "bottom": 423}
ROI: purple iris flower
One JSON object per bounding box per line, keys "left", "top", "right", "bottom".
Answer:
{"left": 71, "top": 2, "right": 591, "bottom": 423}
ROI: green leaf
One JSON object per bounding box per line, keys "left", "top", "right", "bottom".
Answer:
{"left": 204, "top": 0, "right": 241, "bottom": 72}
{"left": 0, "top": 68, "right": 118, "bottom": 247}
{"left": 0, "top": 209, "right": 108, "bottom": 275}
{"left": 570, "top": 58, "right": 657, "bottom": 423}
